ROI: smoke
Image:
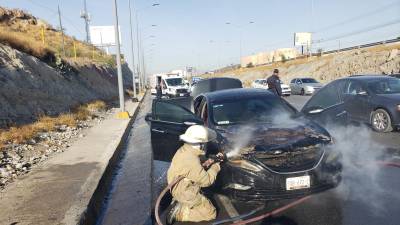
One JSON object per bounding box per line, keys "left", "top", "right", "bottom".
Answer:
{"left": 225, "top": 126, "right": 256, "bottom": 158}
{"left": 325, "top": 123, "right": 400, "bottom": 213}
{"left": 222, "top": 108, "right": 399, "bottom": 213}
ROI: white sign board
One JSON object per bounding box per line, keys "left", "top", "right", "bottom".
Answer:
{"left": 294, "top": 32, "right": 312, "bottom": 46}
{"left": 89, "top": 26, "right": 121, "bottom": 46}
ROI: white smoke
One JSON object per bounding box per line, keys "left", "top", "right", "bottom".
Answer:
{"left": 225, "top": 126, "right": 256, "bottom": 158}
{"left": 325, "top": 124, "right": 400, "bottom": 213}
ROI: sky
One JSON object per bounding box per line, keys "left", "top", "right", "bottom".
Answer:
{"left": 1, "top": 0, "right": 399, "bottom": 74}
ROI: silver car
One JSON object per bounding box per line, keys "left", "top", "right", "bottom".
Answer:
{"left": 290, "top": 78, "right": 323, "bottom": 95}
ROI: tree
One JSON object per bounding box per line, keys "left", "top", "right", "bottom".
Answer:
{"left": 246, "top": 62, "right": 254, "bottom": 68}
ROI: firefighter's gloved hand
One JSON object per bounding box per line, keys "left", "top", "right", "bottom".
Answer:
{"left": 215, "top": 153, "right": 225, "bottom": 162}
{"left": 202, "top": 158, "right": 216, "bottom": 169}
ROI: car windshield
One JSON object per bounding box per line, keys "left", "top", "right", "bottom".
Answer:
{"left": 368, "top": 79, "right": 400, "bottom": 94}
{"left": 165, "top": 78, "right": 184, "bottom": 86}
{"left": 301, "top": 78, "right": 318, "bottom": 83}
{"left": 212, "top": 97, "right": 296, "bottom": 125}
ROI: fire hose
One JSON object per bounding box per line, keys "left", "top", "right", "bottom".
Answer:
{"left": 154, "top": 160, "right": 400, "bottom": 225}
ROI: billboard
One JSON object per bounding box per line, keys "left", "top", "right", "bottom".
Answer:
{"left": 294, "top": 32, "right": 312, "bottom": 46}
{"left": 89, "top": 26, "right": 121, "bottom": 46}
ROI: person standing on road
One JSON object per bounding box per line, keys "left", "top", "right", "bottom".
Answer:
{"left": 156, "top": 78, "right": 162, "bottom": 99}
{"left": 167, "top": 125, "right": 224, "bottom": 223}
{"left": 266, "top": 69, "right": 282, "bottom": 96}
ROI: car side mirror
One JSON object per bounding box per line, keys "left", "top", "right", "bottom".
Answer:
{"left": 307, "top": 107, "right": 324, "bottom": 114}
{"left": 145, "top": 113, "right": 153, "bottom": 122}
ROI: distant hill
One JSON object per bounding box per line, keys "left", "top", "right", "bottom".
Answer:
{"left": 203, "top": 42, "right": 400, "bottom": 87}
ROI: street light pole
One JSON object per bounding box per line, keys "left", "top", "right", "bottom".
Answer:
{"left": 135, "top": 13, "right": 142, "bottom": 92}
{"left": 113, "top": 0, "right": 125, "bottom": 112}
{"left": 128, "top": 0, "right": 137, "bottom": 99}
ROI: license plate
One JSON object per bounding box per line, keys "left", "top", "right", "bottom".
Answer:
{"left": 286, "top": 175, "right": 310, "bottom": 190}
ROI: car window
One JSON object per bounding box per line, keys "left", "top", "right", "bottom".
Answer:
{"left": 211, "top": 97, "right": 296, "bottom": 125}
{"left": 301, "top": 78, "right": 318, "bottom": 83}
{"left": 290, "top": 79, "right": 296, "bottom": 84}
{"left": 345, "top": 81, "right": 366, "bottom": 95}
{"left": 154, "top": 101, "right": 197, "bottom": 123}
{"left": 304, "top": 84, "right": 340, "bottom": 110}
{"left": 368, "top": 78, "right": 400, "bottom": 94}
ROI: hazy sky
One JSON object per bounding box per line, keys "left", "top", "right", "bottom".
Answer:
{"left": 1, "top": 0, "right": 399, "bottom": 74}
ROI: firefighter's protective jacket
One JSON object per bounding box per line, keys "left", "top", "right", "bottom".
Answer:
{"left": 167, "top": 143, "right": 220, "bottom": 222}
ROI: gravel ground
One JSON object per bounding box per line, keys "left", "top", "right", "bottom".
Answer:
{"left": 0, "top": 108, "right": 115, "bottom": 189}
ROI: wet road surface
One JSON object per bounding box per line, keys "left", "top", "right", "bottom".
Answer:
{"left": 100, "top": 94, "right": 400, "bottom": 225}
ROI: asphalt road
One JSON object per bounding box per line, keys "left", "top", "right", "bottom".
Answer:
{"left": 100, "top": 94, "right": 400, "bottom": 225}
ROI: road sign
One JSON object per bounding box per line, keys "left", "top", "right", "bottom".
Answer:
{"left": 89, "top": 25, "right": 121, "bottom": 46}
{"left": 294, "top": 32, "right": 312, "bottom": 46}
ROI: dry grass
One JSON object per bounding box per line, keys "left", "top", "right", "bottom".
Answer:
{"left": 56, "top": 114, "right": 77, "bottom": 127}
{"left": 0, "top": 29, "right": 55, "bottom": 62}
{"left": 0, "top": 100, "right": 108, "bottom": 148}
{"left": 0, "top": 22, "right": 115, "bottom": 66}
{"left": 86, "top": 100, "right": 107, "bottom": 112}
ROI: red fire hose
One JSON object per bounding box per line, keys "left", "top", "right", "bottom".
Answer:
{"left": 154, "top": 161, "right": 400, "bottom": 225}
{"left": 155, "top": 176, "right": 184, "bottom": 225}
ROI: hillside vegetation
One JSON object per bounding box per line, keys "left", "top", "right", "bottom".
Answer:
{"left": 0, "top": 7, "right": 115, "bottom": 67}
{"left": 0, "top": 7, "right": 134, "bottom": 145}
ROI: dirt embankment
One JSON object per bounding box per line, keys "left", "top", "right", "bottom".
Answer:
{"left": 0, "top": 43, "right": 133, "bottom": 127}
{"left": 206, "top": 43, "right": 400, "bottom": 86}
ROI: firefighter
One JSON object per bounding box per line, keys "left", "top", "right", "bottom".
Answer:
{"left": 266, "top": 68, "right": 282, "bottom": 96}
{"left": 167, "top": 125, "right": 224, "bottom": 223}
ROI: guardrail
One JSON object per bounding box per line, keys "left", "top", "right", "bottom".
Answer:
{"left": 318, "top": 38, "right": 400, "bottom": 56}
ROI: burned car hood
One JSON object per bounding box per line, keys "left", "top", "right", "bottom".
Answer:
{"left": 217, "top": 120, "right": 331, "bottom": 173}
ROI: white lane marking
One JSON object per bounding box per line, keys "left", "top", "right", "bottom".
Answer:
{"left": 215, "top": 194, "right": 240, "bottom": 219}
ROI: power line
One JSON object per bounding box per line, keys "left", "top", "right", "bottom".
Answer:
{"left": 314, "top": 18, "right": 400, "bottom": 43}
{"left": 314, "top": 1, "right": 400, "bottom": 33}
{"left": 24, "top": 0, "right": 85, "bottom": 37}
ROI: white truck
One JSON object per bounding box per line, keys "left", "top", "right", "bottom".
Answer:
{"left": 150, "top": 73, "right": 190, "bottom": 98}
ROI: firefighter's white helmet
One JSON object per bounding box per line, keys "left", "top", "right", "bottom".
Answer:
{"left": 180, "top": 125, "right": 217, "bottom": 144}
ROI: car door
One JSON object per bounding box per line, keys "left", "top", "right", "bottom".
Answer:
{"left": 342, "top": 80, "right": 370, "bottom": 122}
{"left": 293, "top": 79, "right": 303, "bottom": 94}
{"left": 301, "top": 80, "right": 347, "bottom": 126}
{"left": 146, "top": 99, "right": 203, "bottom": 161}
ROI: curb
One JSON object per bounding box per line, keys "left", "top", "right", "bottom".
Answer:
{"left": 79, "top": 92, "right": 147, "bottom": 225}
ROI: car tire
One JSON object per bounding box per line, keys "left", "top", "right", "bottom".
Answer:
{"left": 371, "top": 109, "right": 393, "bottom": 133}
{"left": 300, "top": 89, "right": 305, "bottom": 95}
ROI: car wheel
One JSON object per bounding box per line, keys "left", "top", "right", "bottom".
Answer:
{"left": 300, "top": 89, "right": 305, "bottom": 95}
{"left": 371, "top": 109, "right": 393, "bottom": 132}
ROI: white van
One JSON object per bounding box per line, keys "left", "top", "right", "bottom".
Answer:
{"left": 150, "top": 74, "right": 190, "bottom": 98}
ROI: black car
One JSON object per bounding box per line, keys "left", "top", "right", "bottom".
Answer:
{"left": 302, "top": 75, "right": 400, "bottom": 132}
{"left": 146, "top": 79, "right": 342, "bottom": 201}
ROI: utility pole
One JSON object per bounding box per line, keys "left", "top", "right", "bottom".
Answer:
{"left": 113, "top": 0, "right": 125, "bottom": 112}
{"left": 128, "top": 0, "right": 137, "bottom": 99}
{"left": 57, "top": 5, "right": 65, "bottom": 57}
{"left": 81, "top": 0, "right": 91, "bottom": 43}
{"left": 135, "top": 13, "right": 142, "bottom": 92}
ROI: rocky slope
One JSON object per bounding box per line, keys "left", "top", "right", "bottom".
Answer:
{"left": 208, "top": 43, "right": 400, "bottom": 86}
{"left": 0, "top": 43, "right": 133, "bottom": 127}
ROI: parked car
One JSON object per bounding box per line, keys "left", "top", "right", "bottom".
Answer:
{"left": 251, "top": 79, "right": 291, "bottom": 96}
{"left": 301, "top": 75, "right": 400, "bottom": 132}
{"left": 290, "top": 78, "right": 323, "bottom": 95}
{"left": 146, "top": 78, "right": 342, "bottom": 201}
